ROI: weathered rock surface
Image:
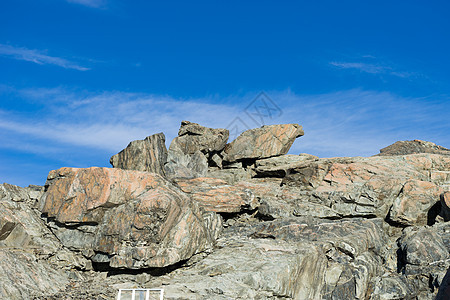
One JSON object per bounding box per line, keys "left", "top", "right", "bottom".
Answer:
{"left": 147, "top": 217, "right": 387, "bottom": 299}
{"left": 165, "top": 149, "right": 208, "bottom": 179}
{"left": 377, "top": 139, "right": 450, "bottom": 156}
{"left": 40, "top": 167, "right": 221, "bottom": 269}
{"left": 282, "top": 154, "right": 450, "bottom": 223}
{"left": 0, "top": 250, "right": 69, "bottom": 300}
{"left": 174, "top": 177, "right": 259, "bottom": 213}
{"left": 110, "top": 132, "right": 167, "bottom": 176}
{"left": 0, "top": 183, "right": 87, "bottom": 299}
{"left": 223, "top": 123, "right": 304, "bottom": 162}
{"left": 165, "top": 121, "right": 229, "bottom": 179}
{"left": 4, "top": 121, "right": 450, "bottom": 300}
{"left": 172, "top": 120, "right": 229, "bottom": 155}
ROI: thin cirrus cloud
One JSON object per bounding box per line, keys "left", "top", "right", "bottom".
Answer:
{"left": 66, "top": 0, "right": 106, "bottom": 8}
{"left": 330, "top": 61, "right": 419, "bottom": 79}
{"left": 1, "top": 87, "right": 449, "bottom": 158}
{"left": 0, "top": 44, "right": 90, "bottom": 71}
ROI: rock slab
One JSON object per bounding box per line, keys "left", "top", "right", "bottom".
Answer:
{"left": 110, "top": 132, "right": 167, "bottom": 176}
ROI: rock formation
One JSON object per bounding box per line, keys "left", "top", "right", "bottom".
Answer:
{"left": 1, "top": 121, "right": 450, "bottom": 299}
{"left": 40, "top": 167, "right": 221, "bottom": 269}
{"left": 376, "top": 139, "right": 450, "bottom": 156}
{"left": 110, "top": 132, "right": 167, "bottom": 176}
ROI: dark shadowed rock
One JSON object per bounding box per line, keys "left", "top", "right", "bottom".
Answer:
{"left": 110, "top": 132, "right": 167, "bottom": 176}
{"left": 39, "top": 167, "right": 221, "bottom": 269}
{"left": 376, "top": 139, "right": 450, "bottom": 156}
{"left": 223, "top": 123, "right": 304, "bottom": 162}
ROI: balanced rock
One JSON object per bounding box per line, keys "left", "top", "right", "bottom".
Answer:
{"left": 377, "top": 139, "right": 450, "bottom": 156}
{"left": 172, "top": 120, "right": 229, "bottom": 154}
{"left": 165, "top": 121, "right": 229, "bottom": 179}
{"left": 40, "top": 167, "right": 221, "bottom": 269}
{"left": 223, "top": 123, "right": 304, "bottom": 162}
{"left": 110, "top": 132, "right": 167, "bottom": 176}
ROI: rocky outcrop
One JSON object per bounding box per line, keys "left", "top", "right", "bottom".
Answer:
{"left": 110, "top": 132, "right": 167, "bottom": 176}
{"left": 0, "top": 183, "right": 88, "bottom": 299}
{"left": 40, "top": 167, "right": 221, "bottom": 269}
{"left": 281, "top": 154, "right": 450, "bottom": 223}
{"left": 165, "top": 121, "right": 229, "bottom": 179}
{"left": 3, "top": 120, "right": 450, "bottom": 299}
{"left": 174, "top": 177, "right": 259, "bottom": 213}
{"left": 377, "top": 139, "right": 450, "bottom": 156}
{"left": 223, "top": 123, "right": 304, "bottom": 162}
{"left": 150, "top": 217, "right": 387, "bottom": 299}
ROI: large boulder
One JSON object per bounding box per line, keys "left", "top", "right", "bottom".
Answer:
{"left": 223, "top": 123, "right": 304, "bottom": 162}
{"left": 39, "top": 167, "right": 221, "bottom": 269}
{"left": 110, "top": 132, "right": 167, "bottom": 176}
{"left": 165, "top": 121, "right": 229, "bottom": 179}
{"left": 171, "top": 120, "right": 229, "bottom": 154}
{"left": 173, "top": 177, "right": 259, "bottom": 213}
{"left": 376, "top": 140, "right": 450, "bottom": 156}
{"left": 389, "top": 180, "right": 443, "bottom": 226}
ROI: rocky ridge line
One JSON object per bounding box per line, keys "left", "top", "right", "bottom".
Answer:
{"left": 1, "top": 121, "right": 449, "bottom": 299}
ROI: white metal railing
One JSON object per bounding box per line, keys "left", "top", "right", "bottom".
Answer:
{"left": 116, "top": 288, "right": 164, "bottom": 300}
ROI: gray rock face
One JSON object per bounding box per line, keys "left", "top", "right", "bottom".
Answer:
{"left": 377, "top": 139, "right": 450, "bottom": 156}
{"left": 165, "top": 121, "right": 229, "bottom": 179}
{"left": 173, "top": 120, "right": 229, "bottom": 154}
{"left": 0, "top": 183, "right": 88, "bottom": 299}
{"left": 150, "top": 217, "right": 387, "bottom": 299}
{"left": 223, "top": 123, "right": 304, "bottom": 162}
{"left": 110, "top": 132, "right": 167, "bottom": 176}
{"left": 3, "top": 124, "right": 450, "bottom": 299}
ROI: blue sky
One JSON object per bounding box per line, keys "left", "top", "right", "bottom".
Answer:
{"left": 1, "top": 0, "right": 450, "bottom": 186}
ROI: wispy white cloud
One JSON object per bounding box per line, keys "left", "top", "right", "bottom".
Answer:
{"left": 0, "top": 44, "right": 90, "bottom": 71}
{"left": 66, "top": 0, "right": 106, "bottom": 8}
{"left": 330, "top": 62, "right": 389, "bottom": 74}
{"left": 1, "top": 87, "right": 449, "bottom": 160}
{"left": 330, "top": 60, "right": 421, "bottom": 79}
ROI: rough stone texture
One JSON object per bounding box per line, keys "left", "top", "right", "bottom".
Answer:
{"left": 172, "top": 120, "right": 229, "bottom": 154}
{"left": 174, "top": 177, "right": 259, "bottom": 213}
{"left": 441, "top": 192, "right": 450, "bottom": 221}
{"left": 164, "top": 149, "right": 208, "bottom": 179}
{"left": 389, "top": 180, "right": 443, "bottom": 226}
{"left": 110, "top": 132, "right": 167, "bottom": 176}
{"left": 4, "top": 129, "right": 450, "bottom": 299}
{"left": 223, "top": 123, "right": 304, "bottom": 162}
{"left": 147, "top": 217, "right": 387, "bottom": 300}
{"left": 282, "top": 154, "right": 450, "bottom": 222}
{"left": 0, "top": 183, "right": 86, "bottom": 299}
{"left": 40, "top": 167, "right": 220, "bottom": 269}
{"left": 0, "top": 250, "right": 69, "bottom": 300}
{"left": 254, "top": 153, "right": 318, "bottom": 177}
{"left": 165, "top": 121, "right": 229, "bottom": 179}
{"left": 206, "top": 167, "right": 253, "bottom": 184}
{"left": 377, "top": 139, "right": 450, "bottom": 156}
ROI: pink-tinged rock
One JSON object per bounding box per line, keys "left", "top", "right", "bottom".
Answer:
{"left": 40, "top": 167, "right": 221, "bottom": 269}
{"left": 174, "top": 177, "right": 259, "bottom": 213}
{"left": 223, "top": 124, "right": 304, "bottom": 162}
{"left": 281, "top": 154, "right": 449, "bottom": 220}
{"left": 390, "top": 180, "right": 443, "bottom": 226}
